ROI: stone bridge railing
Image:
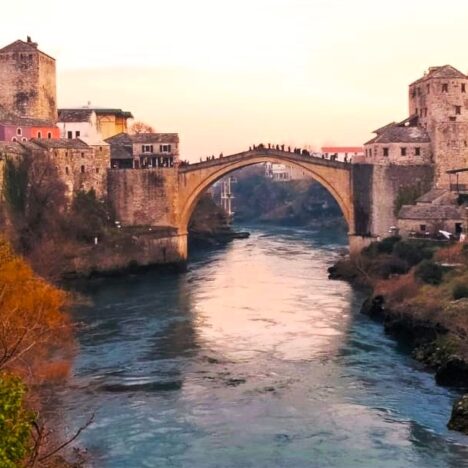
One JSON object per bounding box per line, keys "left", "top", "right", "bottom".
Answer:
{"left": 179, "top": 148, "right": 351, "bottom": 172}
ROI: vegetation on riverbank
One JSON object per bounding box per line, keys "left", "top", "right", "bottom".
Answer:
{"left": 214, "top": 166, "right": 346, "bottom": 229}
{"left": 0, "top": 237, "right": 87, "bottom": 466}
{"left": 329, "top": 237, "right": 468, "bottom": 433}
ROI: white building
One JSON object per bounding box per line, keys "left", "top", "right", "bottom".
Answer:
{"left": 57, "top": 109, "right": 107, "bottom": 146}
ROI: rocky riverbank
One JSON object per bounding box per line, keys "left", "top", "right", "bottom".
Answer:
{"left": 329, "top": 237, "right": 468, "bottom": 434}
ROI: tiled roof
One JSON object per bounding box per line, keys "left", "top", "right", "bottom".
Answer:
{"left": 0, "top": 39, "right": 55, "bottom": 61}
{"left": 410, "top": 65, "right": 467, "bottom": 86}
{"left": 58, "top": 109, "right": 93, "bottom": 122}
{"left": 110, "top": 145, "right": 133, "bottom": 160}
{"left": 416, "top": 189, "right": 450, "bottom": 204}
{"left": 399, "top": 204, "right": 463, "bottom": 220}
{"left": 30, "top": 138, "right": 90, "bottom": 149}
{"left": 106, "top": 132, "right": 179, "bottom": 144}
{"left": 93, "top": 108, "right": 133, "bottom": 119}
{"left": 0, "top": 142, "right": 28, "bottom": 156}
{"left": 365, "top": 120, "right": 430, "bottom": 144}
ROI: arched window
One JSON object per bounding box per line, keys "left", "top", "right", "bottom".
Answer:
{"left": 37, "top": 131, "right": 42, "bottom": 138}
{"left": 12, "top": 137, "right": 17, "bottom": 142}
{"left": 16, "top": 128, "right": 22, "bottom": 136}
{"left": 65, "top": 167, "right": 69, "bottom": 175}
{"left": 47, "top": 132, "right": 52, "bottom": 139}
{"left": 81, "top": 165, "right": 85, "bottom": 173}
{"left": 21, "top": 138, "right": 27, "bottom": 142}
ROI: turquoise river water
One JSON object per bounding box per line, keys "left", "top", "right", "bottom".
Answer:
{"left": 63, "top": 225, "right": 468, "bottom": 467}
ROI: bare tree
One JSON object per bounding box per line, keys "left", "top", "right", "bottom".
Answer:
{"left": 130, "top": 121, "right": 155, "bottom": 134}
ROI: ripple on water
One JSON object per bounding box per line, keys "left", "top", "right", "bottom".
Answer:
{"left": 64, "top": 226, "right": 468, "bottom": 468}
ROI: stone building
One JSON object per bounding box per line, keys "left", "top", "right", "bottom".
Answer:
{"left": 398, "top": 189, "right": 464, "bottom": 237}
{"left": 362, "top": 117, "right": 432, "bottom": 165}
{"left": 0, "top": 38, "right": 56, "bottom": 122}
{"left": 106, "top": 132, "right": 179, "bottom": 169}
{"left": 20, "top": 139, "right": 110, "bottom": 198}
{"left": 57, "top": 107, "right": 133, "bottom": 142}
{"left": 409, "top": 65, "right": 468, "bottom": 189}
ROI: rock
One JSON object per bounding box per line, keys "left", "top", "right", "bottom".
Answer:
{"left": 360, "top": 295, "right": 384, "bottom": 318}
{"left": 448, "top": 394, "right": 468, "bottom": 434}
{"left": 436, "top": 357, "right": 468, "bottom": 387}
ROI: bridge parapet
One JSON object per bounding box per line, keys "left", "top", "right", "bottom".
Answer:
{"left": 180, "top": 149, "right": 351, "bottom": 173}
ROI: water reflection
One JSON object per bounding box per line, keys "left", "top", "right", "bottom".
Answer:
{"left": 63, "top": 226, "right": 468, "bottom": 468}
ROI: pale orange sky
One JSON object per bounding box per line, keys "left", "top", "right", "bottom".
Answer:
{"left": 4, "top": 0, "right": 468, "bottom": 160}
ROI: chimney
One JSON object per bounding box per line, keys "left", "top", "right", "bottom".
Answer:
{"left": 26, "top": 36, "right": 38, "bottom": 48}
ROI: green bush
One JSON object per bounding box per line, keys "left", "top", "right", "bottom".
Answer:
{"left": 362, "top": 236, "right": 401, "bottom": 258}
{"left": 0, "top": 374, "right": 33, "bottom": 467}
{"left": 415, "top": 260, "right": 444, "bottom": 285}
{"left": 393, "top": 240, "right": 433, "bottom": 267}
{"left": 453, "top": 283, "right": 468, "bottom": 300}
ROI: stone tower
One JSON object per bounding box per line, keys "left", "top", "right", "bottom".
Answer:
{"left": 0, "top": 37, "right": 57, "bottom": 122}
{"left": 409, "top": 65, "right": 468, "bottom": 188}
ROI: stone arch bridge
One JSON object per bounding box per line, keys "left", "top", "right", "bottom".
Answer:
{"left": 108, "top": 148, "right": 377, "bottom": 262}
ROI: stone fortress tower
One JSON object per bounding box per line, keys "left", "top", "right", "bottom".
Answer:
{"left": 358, "top": 65, "right": 468, "bottom": 238}
{"left": 409, "top": 66, "right": 468, "bottom": 189}
{"left": 0, "top": 37, "right": 57, "bottom": 122}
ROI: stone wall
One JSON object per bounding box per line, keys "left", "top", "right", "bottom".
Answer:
{"left": 352, "top": 163, "right": 434, "bottom": 238}
{"left": 108, "top": 168, "right": 179, "bottom": 226}
{"left": 52, "top": 145, "right": 110, "bottom": 198}
{"left": 66, "top": 231, "right": 187, "bottom": 277}
{"left": 370, "top": 164, "right": 434, "bottom": 237}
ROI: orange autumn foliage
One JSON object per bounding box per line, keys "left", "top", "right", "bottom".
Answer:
{"left": 0, "top": 237, "right": 74, "bottom": 384}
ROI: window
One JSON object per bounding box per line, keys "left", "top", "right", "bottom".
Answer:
{"left": 81, "top": 152, "right": 85, "bottom": 158}
{"left": 160, "top": 144, "right": 172, "bottom": 153}
{"left": 427, "top": 84, "right": 430, "bottom": 94}
{"left": 401, "top": 147, "right": 407, "bottom": 156}
{"left": 65, "top": 166, "right": 69, "bottom": 175}
{"left": 462, "top": 84, "right": 466, "bottom": 93}
{"left": 67, "top": 131, "right": 73, "bottom": 139}
{"left": 21, "top": 138, "right": 26, "bottom": 142}
{"left": 17, "top": 128, "right": 22, "bottom": 136}
{"left": 456, "top": 223, "right": 463, "bottom": 234}
{"left": 142, "top": 144, "right": 153, "bottom": 153}
{"left": 442, "top": 83, "right": 448, "bottom": 92}
{"left": 383, "top": 147, "right": 389, "bottom": 157}
{"left": 420, "top": 224, "right": 426, "bottom": 232}
{"left": 37, "top": 131, "right": 42, "bottom": 138}
{"left": 80, "top": 165, "right": 85, "bottom": 173}
{"left": 95, "top": 167, "right": 100, "bottom": 174}
{"left": 415, "top": 147, "right": 421, "bottom": 156}
{"left": 75, "top": 131, "right": 80, "bottom": 138}
{"left": 47, "top": 132, "right": 51, "bottom": 139}
{"left": 455, "top": 105, "right": 462, "bottom": 115}
{"left": 11, "top": 137, "right": 17, "bottom": 142}
{"left": 99, "top": 146, "right": 102, "bottom": 152}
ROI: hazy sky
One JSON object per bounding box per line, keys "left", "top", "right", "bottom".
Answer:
{"left": 3, "top": 0, "right": 468, "bottom": 159}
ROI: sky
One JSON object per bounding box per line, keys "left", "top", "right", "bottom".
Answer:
{"left": 3, "top": 0, "right": 468, "bottom": 160}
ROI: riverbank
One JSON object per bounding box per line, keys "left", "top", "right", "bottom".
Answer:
{"left": 329, "top": 237, "right": 468, "bottom": 433}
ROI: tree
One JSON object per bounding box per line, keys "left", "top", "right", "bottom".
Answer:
{"left": 130, "top": 121, "right": 155, "bottom": 134}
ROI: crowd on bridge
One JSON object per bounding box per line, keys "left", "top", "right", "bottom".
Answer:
{"left": 190, "top": 143, "right": 352, "bottom": 166}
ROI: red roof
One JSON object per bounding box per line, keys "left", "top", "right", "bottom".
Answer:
{"left": 321, "top": 146, "right": 363, "bottom": 153}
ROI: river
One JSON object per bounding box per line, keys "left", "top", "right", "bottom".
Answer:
{"left": 63, "top": 225, "right": 468, "bottom": 467}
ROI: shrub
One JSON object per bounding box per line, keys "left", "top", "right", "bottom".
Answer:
{"left": 393, "top": 240, "right": 433, "bottom": 267}
{"left": 453, "top": 283, "right": 468, "bottom": 300}
{"left": 415, "top": 260, "right": 444, "bottom": 285}
{"left": 0, "top": 374, "right": 33, "bottom": 468}
{"left": 362, "top": 236, "right": 400, "bottom": 258}
{"left": 375, "top": 272, "right": 418, "bottom": 305}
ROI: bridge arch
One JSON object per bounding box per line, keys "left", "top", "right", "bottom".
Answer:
{"left": 177, "top": 150, "right": 355, "bottom": 236}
